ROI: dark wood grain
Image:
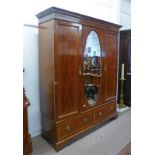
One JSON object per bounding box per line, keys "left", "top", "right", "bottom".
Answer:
{"left": 39, "top": 20, "right": 56, "bottom": 141}
{"left": 23, "top": 89, "right": 32, "bottom": 155}
{"left": 93, "top": 102, "right": 116, "bottom": 124}
{"left": 54, "top": 20, "right": 82, "bottom": 120}
{"left": 105, "top": 32, "right": 118, "bottom": 102}
{"left": 36, "top": 7, "right": 121, "bottom": 29}
{"left": 37, "top": 7, "right": 120, "bottom": 151}
{"left": 57, "top": 111, "right": 92, "bottom": 140}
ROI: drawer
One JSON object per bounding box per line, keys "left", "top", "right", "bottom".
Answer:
{"left": 93, "top": 102, "right": 116, "bottom": 124}
{"left": 57, "top": 112, "right": 92, "bottom": 140}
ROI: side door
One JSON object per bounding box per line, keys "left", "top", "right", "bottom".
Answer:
{"left": 54, "top": 20, "right": 82, "bottom": 120}
{"left": 104, "top": 31, "right": 119, "bottom": 103}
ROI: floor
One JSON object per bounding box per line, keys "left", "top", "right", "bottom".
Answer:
{"left": 117, "top": 142, "right": 131, "bottom": 155}
{"left": 31, "top": 109, "right": 131, "bottom": 155}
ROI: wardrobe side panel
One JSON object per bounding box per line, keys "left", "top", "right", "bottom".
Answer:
{"left": 39, "top": 20, "right": 55, "bottom": 135}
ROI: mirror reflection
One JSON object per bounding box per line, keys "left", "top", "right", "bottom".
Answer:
{"left": 83, "top": 31, "right": 101, "bottom": 106}
{"left": 83, "top": 31, "right": 101, "bottom": 76}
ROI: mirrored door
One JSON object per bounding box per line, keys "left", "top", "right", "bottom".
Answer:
{"left": 83, "top": 31, "right": 102, "bottom": 106}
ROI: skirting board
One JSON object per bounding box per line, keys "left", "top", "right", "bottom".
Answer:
{"left": 31, "top": 129, "right": 42, "bottom": 138}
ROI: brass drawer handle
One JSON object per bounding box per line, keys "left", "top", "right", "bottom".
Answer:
{"left": 65, "top": 125, "right": 71, "bottom": 131}
{"left": 110, "top": 106, "right": 114, "bottom": 110}
{"left": 83, "top": 104, "right": 86, "bottom": 108}
{"left": 83, "top": 117, "right": 88, "bottom": 123}
{"left": 98, "top": 112, "right": 102, "bottom": 116}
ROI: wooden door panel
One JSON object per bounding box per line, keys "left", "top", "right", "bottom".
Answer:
{"left": 80, "top": 25, "right": 106, "bottom": 111}
{"left": 105, "top": 33, "right": 118, "bottom": 101}
{"left": 55, "top": 20, "right": 81, "bottom": 120}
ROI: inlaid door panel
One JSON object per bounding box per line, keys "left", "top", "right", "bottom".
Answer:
{"left": 105, "top": 32, "right": 118, "bottom": 102}
{"left": 55, "top": 20, "right": 82, "bottom": 120}
{"left": 80, "top": 25, "right": 107, "bottom": 111}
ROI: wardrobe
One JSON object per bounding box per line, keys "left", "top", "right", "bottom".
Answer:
{"left": 37, "top": 7, "right": 121, "bottom": 151}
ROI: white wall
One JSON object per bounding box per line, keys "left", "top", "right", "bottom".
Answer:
{"left": 23, "top": 27, "right": 41, "bottom": 137}
{"left": 23, "top": 0, "right": 130, "bottom": 137}
{"left": 120, "top": 0, "right": 131, "bottom": 30}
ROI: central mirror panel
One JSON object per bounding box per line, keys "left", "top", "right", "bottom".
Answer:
{"left": 83, "top": 31, "right": 102, "bottom": 106}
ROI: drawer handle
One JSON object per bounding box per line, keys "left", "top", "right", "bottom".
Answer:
{"left": 110, "top": 107, "right": 114, "bottom": 110}
{"left": 83, "top": 117, "right": 88, "bottom": 123}
{"left": 98, "top": 112, "right": 102, "bottom": 116}
{"left": 65, "top": 125, "right": 71, "bottom": 131}
{"left": 83, "top": 104, "right": 86, "bottom": 108}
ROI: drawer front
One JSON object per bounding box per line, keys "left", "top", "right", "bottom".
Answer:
{"left": 57, "top": 112, "right": 92, "bottom": 140}
{"left": 93, "top": 102, "right": 116, "bottom": 124}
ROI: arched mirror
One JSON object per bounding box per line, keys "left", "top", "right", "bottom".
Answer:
{"left": 83, "top": 31, "right": 102, "bottom": 106}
